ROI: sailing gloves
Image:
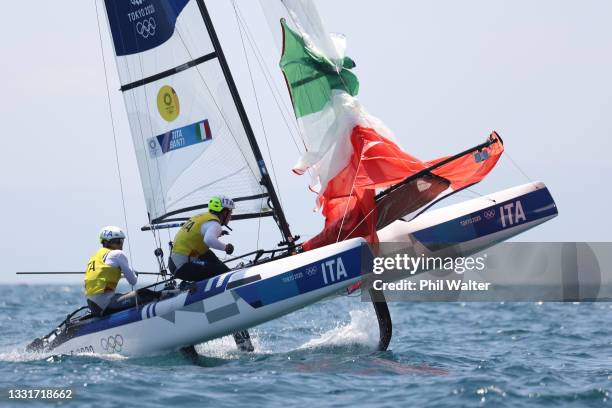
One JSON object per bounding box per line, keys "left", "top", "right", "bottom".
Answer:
{"left": 225, "top": 243, "right": 234, "bottom": 255}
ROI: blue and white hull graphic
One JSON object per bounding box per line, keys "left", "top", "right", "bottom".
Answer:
{"left": 378, "top": 181, "right": 558, "bottom": 260}
{"left": 49, "top": 239, "right": 365, "bottom": 356}
{"left": 41, "top": 182, "right": 556, "bottom": 357}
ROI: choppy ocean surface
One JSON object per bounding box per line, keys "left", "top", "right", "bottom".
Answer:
{"left": 0, "top": 284, "right": 610, "bottom": 407}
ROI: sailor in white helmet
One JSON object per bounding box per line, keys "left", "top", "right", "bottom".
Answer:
{"left": 169, "top": 195, "right": 235, "bottom": 281}
{"left": 85, "top": 226, "right": 158, "bottom": 316}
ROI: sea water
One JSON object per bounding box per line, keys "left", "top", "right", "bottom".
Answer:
{"left": 0, "top": 284, "right": 610, "bottom": 407}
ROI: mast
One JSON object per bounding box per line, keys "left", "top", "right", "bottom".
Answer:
{"left": 195, "top": 0, "right": 294, "bottom": 246}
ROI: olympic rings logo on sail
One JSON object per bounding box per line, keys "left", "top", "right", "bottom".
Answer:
{"left": 100, "top": 334, "right": 124, "bottom": 353}
{"left": 483, "top": 209, "right": 496, "bottom": 220}
{"left": 130, "top": 0, "right": 144, "bottom": 6}
{"left": 136, "top": 17, "right": 156, "bottom": 39}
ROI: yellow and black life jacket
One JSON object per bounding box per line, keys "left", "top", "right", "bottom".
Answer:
{"left": 84, "top": 248, "right": 122, "bottom": 296}
{"left": 172, "top": 212, "right": 220, "bottom": 257}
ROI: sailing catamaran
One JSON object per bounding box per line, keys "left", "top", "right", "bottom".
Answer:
{"left": 26, "top": 0, "right": 557, "bottom": 356}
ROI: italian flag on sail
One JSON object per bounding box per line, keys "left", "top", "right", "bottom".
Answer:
{"left": 279, "top": 18, "right": 503, "bottom": 250}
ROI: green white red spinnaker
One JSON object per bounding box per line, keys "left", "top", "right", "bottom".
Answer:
{"left": 278, "top": 6, "right": 503, "bottom": 250}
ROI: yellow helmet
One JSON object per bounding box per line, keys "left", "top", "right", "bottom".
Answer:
{"left": 209, "top": 195, "right": 235, "bottom": 213}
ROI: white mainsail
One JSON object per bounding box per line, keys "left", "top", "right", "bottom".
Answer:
{"left": 102, "top": 0, "right": 271, "bottom": 223}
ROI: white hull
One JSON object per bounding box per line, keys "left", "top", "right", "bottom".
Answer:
{"left": 52, "top": 238, "right": 365, "bottom": 356}
{"left": 379, "top": 181, "right": 557, "bottom": 261}
{"left": 42, "top": 182, "right": 556, "bottom": 357}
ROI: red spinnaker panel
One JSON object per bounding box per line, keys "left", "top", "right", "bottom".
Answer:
{"left": 302, "top": 130, "right": 504, "bottom": 251}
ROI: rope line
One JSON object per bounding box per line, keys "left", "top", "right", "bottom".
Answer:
{"left": 335, "top": 154, "right": 364, "bottom": 243}
{"left": 233, "top": 0, "right": 285, "bottom": 212}
{"left": 505, "top": 150, "right": 534, "bottom": 185}
{"left": 173, "top": 25, "right": 267, "bottom": 198}
{"left": 234, "top": 4, "right": 303, "bottom": 148}
{"left": 94, "top": 0, "right": 134, "bottom": 266}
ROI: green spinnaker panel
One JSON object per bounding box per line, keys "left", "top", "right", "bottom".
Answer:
{"left": 279, "top": 19, "right": 359, "bottom": 119}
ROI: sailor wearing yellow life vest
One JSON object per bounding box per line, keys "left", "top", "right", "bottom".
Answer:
{"left": 85, "top": 226, "right": 158, "bottom": 316}
{"left": 169, "top": 195, "right": 235, "bottom": 282}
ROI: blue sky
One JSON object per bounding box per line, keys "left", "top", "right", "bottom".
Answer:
{"left": 1, "top": 0, "right": 610, "bottom": 284}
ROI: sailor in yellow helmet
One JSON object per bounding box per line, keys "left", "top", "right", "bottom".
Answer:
{"left": 169, "top": 195, "right": 235, "bottom": 281}
{"left": 85, "top": 226, "right": 158, "bottom": 316}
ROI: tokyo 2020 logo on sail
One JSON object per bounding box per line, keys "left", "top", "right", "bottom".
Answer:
{"left": 157, "top": 85, "right": 180, "bottom": 122}
{"left": 100, "top": 334, "right": 124, "bottom": 353}
{"left": 136, "top": 17, "right": 157, "bottom": 39}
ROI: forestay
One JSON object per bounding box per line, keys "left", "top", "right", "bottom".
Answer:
{"left": 102, "top": 0, "right": 270, "bottom": 224}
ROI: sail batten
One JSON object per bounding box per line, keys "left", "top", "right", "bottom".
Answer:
{"left": 120, "top": 52, "right": 217, "bottom": 92}
{"left": 151, "top": 193, "right": 271, "bottom": 224}
{"left": 102, "top": 0, "right": 291, "bottom": 232}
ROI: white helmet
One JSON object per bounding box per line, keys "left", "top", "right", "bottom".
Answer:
{"left": 99, "top": 226, "right": 126, "bottom": 243}
{"left": 209, "top": 195, "right": 235, "bottom": 212}
{"left": 220, "top": 195, "right": 235, "bottom": 210}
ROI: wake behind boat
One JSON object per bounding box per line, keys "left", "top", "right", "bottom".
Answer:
{"left": 26, "top": 0, "right": 557, "bottom": 357}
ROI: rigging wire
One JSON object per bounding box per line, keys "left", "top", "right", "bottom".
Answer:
{"left": 233, "top": 4, "right": 304, "bottom": 150}
{"left": 241, "top": 6, "right": 534, "bottom": 247}
{"left": 461, "top": 187, "right": 496, "bottom": 203}
{"left": 98, "top": 0, "right": 166, "bottom": 258}
{"left": 172, "top": 27, "right": 268, "bottom": 201}
{"left": 335, "top": 155, "right": 364, "bottom": 243}
{"left": 121, "top": 0, "right": 171, "bottom": 258}
{"left": 172, "top": 16, "right": 288, "bottom": 244}
{"left": 280, "top": 11, "right": 511, "bottom": 242}
{"left": 165, "top": 228, "right": 172, "bottom": 255}
{"left": 232, "top": 4, "right": 273, "bottom": 249}
{"left": 280, "top": 6, "right": 344, "bottom": 184}
{"left": 94, "top": 0, "right": 134, "bottom": 266}
{"left": 279, "top": 7, "right": 382, "bottom": 242}
{"left": 121, "top": 58, "right": 160, "bottom": 254}
{"left": 276, "top": 7, "right": 374, "bottom": 243}
{"left": 135, "top": 47, "right": 171, "bottom": 269}
{"left": 462, "top": 187, "right": 485, "bottom": 198}
{"left": 127, "top": 25, "right": 167, "bottom": 267}
{"left": 504, "top": 150, "right": 535, "bottom": 185}
{"left": 232, "top": 0, "right": 285, "bottom": 210}
{"left": 95, "top": 1, "right": 309, "bottom": 273}
{"left": 95, "top": 0, "right": 168, "bottom": 278}
{"left": 234, "top": 1, "right": 326, "bottom": 246}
